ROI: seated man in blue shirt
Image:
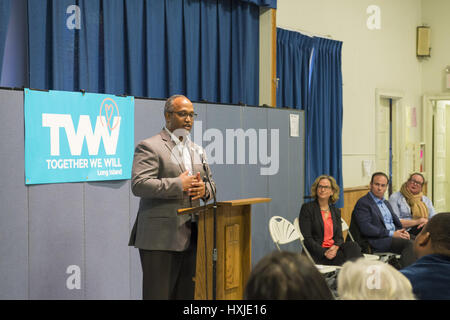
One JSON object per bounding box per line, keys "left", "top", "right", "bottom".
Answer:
{"left": 400, "top": 212, "right": 450, "bottom": 300}
{"left": 350, "top": 172, "right": 416, "bottom": 268}
{"left": 389, "top": 173, "right": 436, "bottom": 237}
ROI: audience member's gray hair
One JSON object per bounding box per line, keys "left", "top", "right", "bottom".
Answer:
{"left": 164, "top": 94, "right": 186, "bottom": 114}
{"left": 337, "top": 258, "right": 415, "bottom": 300}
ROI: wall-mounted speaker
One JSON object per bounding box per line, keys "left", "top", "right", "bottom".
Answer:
{"left": 417, "top": 26, "right": 431, "bottom": 57}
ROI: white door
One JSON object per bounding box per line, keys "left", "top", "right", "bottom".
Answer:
{"left": 433, "top": 102, "right": 447, "bottom": 212}
{"left": 376, "top": 98, "right": 390, "bottom": 178}
{"left": 376, "top": 92, "right": 403, "bottom": 196}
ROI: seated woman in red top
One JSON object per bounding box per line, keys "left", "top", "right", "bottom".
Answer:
{"left": 299, "top": 175, "right": 362, "bottom": 266}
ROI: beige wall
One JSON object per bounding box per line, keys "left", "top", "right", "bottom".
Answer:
{"left": 421, "top": 0, "right": 450, "bottom": 95}
{"left": 276, "top": 0, "right": 423, "bottom": 188}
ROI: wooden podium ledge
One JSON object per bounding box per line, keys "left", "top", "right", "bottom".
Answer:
{"left": 178, "top": 197, "right": 271, "bottom": 215}
{"left": 219, "top": 197, "right": 271, "bottom": 206}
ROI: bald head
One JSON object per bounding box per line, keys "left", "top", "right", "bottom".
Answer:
{"left": 424, "top": 212, "right": 450, "bottom": 253}
{"left": 164, "top": 94, "right": 187, "bottom": 114}
{"left": 415, "top": 212, "right": 450, "bottom": 258}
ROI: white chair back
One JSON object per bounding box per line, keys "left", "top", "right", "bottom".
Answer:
{"left": 268, "top": 216, "right": 299, "bottom": 251}
{"left": 293, "top": 217, "right": 304, "bottom": 241}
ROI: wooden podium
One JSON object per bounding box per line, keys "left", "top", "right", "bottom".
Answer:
{"left": 178, "top": 197, "right": 271, "bottom": 300}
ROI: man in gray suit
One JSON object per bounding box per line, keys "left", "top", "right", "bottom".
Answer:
{"left": 129, "top": 94, "right": 216, "bottom": 299}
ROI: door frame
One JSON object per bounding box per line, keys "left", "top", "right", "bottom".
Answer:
{"left": 375, "top": 89, "right": 405, "bottom": 194}
{"left": 423, "top": 94, "right": 450, "bottom": 202}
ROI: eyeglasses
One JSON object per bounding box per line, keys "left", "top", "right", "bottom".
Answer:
{"left": 409, "top": 179, "right": 424, "bottom": 186}
{"left": 317, "top": 185, "right": 332, "bottom": 190}
{"left": 168, "top": 111, "right": 198, "bottom": 119}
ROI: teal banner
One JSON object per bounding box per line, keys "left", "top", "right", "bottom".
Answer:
{"left": 24, "top": 89, "right": 134, "bottom": 184}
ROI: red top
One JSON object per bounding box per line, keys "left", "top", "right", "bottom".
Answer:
{"left": 321, "top": 210, "right": 334, "bottom": 248}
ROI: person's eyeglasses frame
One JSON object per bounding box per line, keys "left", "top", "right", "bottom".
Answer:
{"left": 408, "top": 179, "right": 423, "bottom": 187}
{"left": 168, "top": 111, "right": 198, "bottom": 119}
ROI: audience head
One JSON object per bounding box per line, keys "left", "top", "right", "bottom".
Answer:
{"left": 337, "top": 258, "right": 415, "bottom": 300}
{"left": 370, "top": 172, "right": 389, "bottom": 199}
{"left": 244, "top": 251, "right": 334, "bottom": 300}
{"left": 311, "top": 175, "right": 340, "bottom": 204}
{"left": 414, "top": 212, "right": 450, "bottom": 258}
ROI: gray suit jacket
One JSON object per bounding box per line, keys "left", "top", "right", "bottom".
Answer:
{"left": 129, "top": 129, "right": 216, "bottom": 251}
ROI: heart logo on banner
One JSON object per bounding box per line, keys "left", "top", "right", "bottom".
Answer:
{"left": 99, "top": 98, "right": 120, "bottom": 132}
{"left": 105, "top": 104, "right": 114, "bottom": 131}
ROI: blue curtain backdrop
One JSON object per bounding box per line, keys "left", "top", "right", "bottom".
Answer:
{"left": 306, "top": 37, "right": 344, "bottom": 208}
{"left": 276, "top": 28, "right": 344, "bottom": 208}
{"left": 27, "top": 0, "right": 260, "bottom": 106}
{"left": 0, "top": 0, "right": 12, "bottom": 79}
{"left": 276, "top": 28, "right": 313, "bottom": 109}
{"left": 241, "top": 0, "right": 276, "bottom": 8}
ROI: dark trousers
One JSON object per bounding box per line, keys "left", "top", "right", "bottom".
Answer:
{"left": 315, "top": 241, "right": 363, "bottom": 266}
{"left": 139, "top": 223, "right": 197, "bottom": 300}
{"left": 389, "top": 237, "right": 416, "bottom": 268}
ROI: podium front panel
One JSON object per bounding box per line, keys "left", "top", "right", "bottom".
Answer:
{"left": 194, "top": 202, "right": 252, "bottom": 300}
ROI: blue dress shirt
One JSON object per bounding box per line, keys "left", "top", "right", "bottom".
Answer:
{"left": 369, "top": 192, "right": 396, "bottom": 237}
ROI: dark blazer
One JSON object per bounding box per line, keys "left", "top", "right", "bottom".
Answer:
{"left": 128, "top": 129, "right": 216, "bottom": 251}
{"left": 299, "top": 200, "right": 344, "bottom": 261}
{"left": 351, "top": 192, "right": 402, "bottom": 252}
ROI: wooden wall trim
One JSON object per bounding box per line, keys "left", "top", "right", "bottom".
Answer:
{"left": 341, "top": 186, "right": 370, "bottom": 240}
{"left": 344, "top": 186, "right": 370, "bottom": 192}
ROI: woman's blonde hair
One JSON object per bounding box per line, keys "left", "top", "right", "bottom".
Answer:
{"left": 310, "top": 175, "right": 340, "bottom": 204}
{"left": 337, "top": 259, "right": 415, "bottom": 300}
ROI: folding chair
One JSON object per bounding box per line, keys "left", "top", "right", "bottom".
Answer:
{"left": 292, "top": 217, "right": 338, "bottom": 275}
{"left": 268, "top": 216, "right": 338, "bottom": 299}
{"left": 268, "top": 216, "right": 299, "bottom": 251}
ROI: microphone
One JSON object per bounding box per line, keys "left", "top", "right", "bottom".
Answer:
{"left": 191, "top": 144, "right": 207, "bottom": 169}
{"left": 193, "top": 144, "right": 216, "bottom": 200}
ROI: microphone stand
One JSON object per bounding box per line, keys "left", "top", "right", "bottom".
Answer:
{"left": 202, "top": 159, "right": 217, "bottom": 300}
